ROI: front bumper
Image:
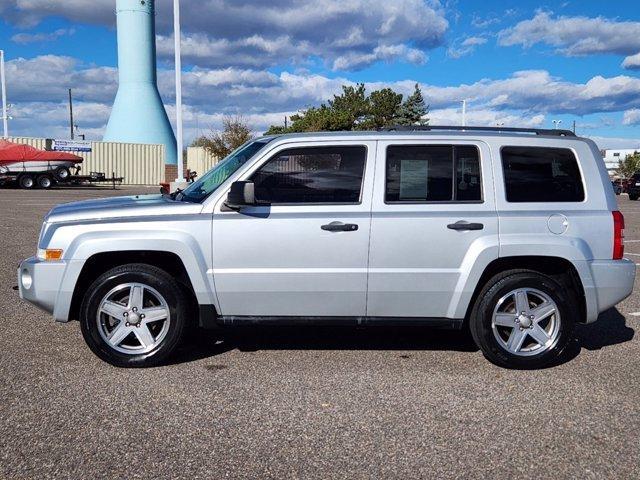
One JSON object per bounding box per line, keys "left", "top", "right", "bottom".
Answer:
{"left": 18, "top": 256, "right": 68, "bottom": 318}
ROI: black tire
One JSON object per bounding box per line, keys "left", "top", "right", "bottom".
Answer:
{"left": 469, "top": 270, "right": 577, "bottom": 369}
{"left": 37, "top": 174, "right": 53, "bottom": 189}
{"left": 80, "top": 263, "right": 190, "bottom": 367}
{"left": 54, "top": 166, "right": 71, "bottom": 181}
{"left": 18, "top": 174, "right": 35, "bottom": 189}
{"left": 630, "top": 194, "right": 638, "bottom": 201}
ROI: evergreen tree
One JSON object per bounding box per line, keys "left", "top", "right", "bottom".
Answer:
{"left": 397, "top": 83, "right": 429, "bottom": 126}
{"left": 366, "top": 88, "right": 403, "bottom": 129}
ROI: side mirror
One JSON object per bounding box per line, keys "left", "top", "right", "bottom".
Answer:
{"left": 225, "top": 181, "right": 256, "bottom": 210}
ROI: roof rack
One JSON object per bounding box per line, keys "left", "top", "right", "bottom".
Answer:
{"left": 379, "top": 125, "right": 576, "bottom": 137}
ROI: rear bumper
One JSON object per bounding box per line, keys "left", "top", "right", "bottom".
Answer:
{"left": 582, "top": 259, "right": 635, "bottom": 322}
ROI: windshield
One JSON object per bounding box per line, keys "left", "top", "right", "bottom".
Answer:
{"left": 179, "top": 138, "right": 273, "bottom": 202}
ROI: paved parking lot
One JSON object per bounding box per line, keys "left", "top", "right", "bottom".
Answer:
{"left": 1, "top": 186, "right": 639, "bottom": 479}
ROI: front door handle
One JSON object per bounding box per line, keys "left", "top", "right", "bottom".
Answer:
{"left": 321, "top": 221, "right": 359, "bottom": 232}
{"left": 447, "top": 221, "right": 484, "bottom": 231}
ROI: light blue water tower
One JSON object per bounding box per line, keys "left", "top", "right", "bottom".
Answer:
{"left": 103, "top": 0, "right": 177, "bottom": 165}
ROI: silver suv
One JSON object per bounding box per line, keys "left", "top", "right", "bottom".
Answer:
{"left": 18, "top": 126, "right": 635, "bottom": 368}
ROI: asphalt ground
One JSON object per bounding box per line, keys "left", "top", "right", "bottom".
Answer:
{"left": 1, "top": 186, "right": 639, "bottom": 479}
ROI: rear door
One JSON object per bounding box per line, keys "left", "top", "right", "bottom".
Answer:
{"left": 212, "top": 140, "right": 376, "bottom": 317}
{"left": 367, "top": 140, "right": 498, "bottom": 319}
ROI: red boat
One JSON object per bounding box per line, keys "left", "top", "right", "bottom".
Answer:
{"left": 0, "top": 140, "right": 83, "bottom": 188}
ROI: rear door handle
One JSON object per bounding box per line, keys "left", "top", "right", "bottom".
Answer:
{"left": 321, "top": 221, "right": 359, "bottom": 232}
{"left": 447, "top": 221, "right": 484, "bottom": 231}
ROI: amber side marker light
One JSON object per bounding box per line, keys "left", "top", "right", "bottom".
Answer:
{"left": 43, "top": 249, "right": 63, "bottom": 261}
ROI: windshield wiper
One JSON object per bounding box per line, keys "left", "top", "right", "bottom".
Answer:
{"left": 169, "top": 188, "right": 183, "bottom": 200}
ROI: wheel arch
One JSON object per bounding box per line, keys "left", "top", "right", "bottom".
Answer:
{"left": 68, "top": 250, "right": 197, "bottom": 322}
{"left": 464, "top": 256, "right": 586, "bottom": 323}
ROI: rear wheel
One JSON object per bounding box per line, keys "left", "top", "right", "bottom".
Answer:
{"left": 18, "top": 174, "right": 35, "bottom": 189}
{"left": 80, "top": 264, "right": 190, "bottom": 367}
{"left": 470, "top": 270, "right": 576, "bottom": 369}
{"left": 37, "top": 174, "right": 53, "bottom": 189}
{"left": 630, "top": 194, "right": 638, "bottom": 201}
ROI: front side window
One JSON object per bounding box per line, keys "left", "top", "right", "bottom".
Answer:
{"left": 501, "top": 147, "right": 584, "bottom": 202}
{"left": 180, "top": 138, "right": 273, "bottom": 202}
{"left": 385, "top": 145, "right": 481, "bottom": 202}
{"left": 251, "top": 146, "right": 367, "bottom": 204}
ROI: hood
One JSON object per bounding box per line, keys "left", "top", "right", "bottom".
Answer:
{"left": 45, "top": 194, "right": 203, "bottom": 223}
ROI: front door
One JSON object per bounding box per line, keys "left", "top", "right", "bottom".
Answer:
{"left": 367, "top": 140, "right": 499, "bottom": 319}
{"left": 212, "top": 141, "right": 376, "bottom": 317}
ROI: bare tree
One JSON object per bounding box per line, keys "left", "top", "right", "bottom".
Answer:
{"left": 192, "top": 115, "right": 254, "bottom": 159}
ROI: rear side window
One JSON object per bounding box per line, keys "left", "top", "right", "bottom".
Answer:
{"left": 251, "top": 146, "right": 366, "bottom": 204}
{"left": 385, "top": 145, "right": 481, "bottom": 202}
{"left": 501, "top": 147, "right": 584, "bottom": 202}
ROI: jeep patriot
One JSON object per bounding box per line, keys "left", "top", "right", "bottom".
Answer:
{"left": 18, "top": 126, "right": 636, "bottom": 368}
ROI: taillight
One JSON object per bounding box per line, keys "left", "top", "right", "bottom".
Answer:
{"left": 613, "top": 210, "right": 624, "bottom": 260}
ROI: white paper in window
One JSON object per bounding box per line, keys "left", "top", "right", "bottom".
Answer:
{"left": 399, "top": 159, "right": 428, "bottom": 199}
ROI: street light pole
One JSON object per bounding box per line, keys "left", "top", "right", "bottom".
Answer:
{"left": 552, "top": 119, "right": 562, "bottom": 130}
{"left": 1, "top": 50, "right": 8, "bottom": 138}
{"left": 68, "top": 88, "right": 75, "bottom": 140}
{"left": 173, "top": 0, "right": 184, "bottom": 183}
{"left": 461, "top": 99, "right": 467, "bottom": 127}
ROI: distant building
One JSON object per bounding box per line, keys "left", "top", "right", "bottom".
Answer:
{"left": 601, "top": 148, "right": 640, "bottom": 176}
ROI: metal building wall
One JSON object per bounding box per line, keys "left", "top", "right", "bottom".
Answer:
{"left": 7, "top": 137, "right": 165, "bottom": 185}
{"left": 186, "top": 146, "right": 219, "bottom": 177}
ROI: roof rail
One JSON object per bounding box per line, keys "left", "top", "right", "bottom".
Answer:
{"left": 379, "top": 125, "right": 576, "bottom": 137}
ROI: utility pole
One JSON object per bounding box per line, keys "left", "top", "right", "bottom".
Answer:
{"left": 1, "top": 50, "right": 8, "bottom": 138}
{"left": 573, "top": 120, "right": 576, "bottom": 134}
{"left": 174, "top": 0, "right": 184, "bottom": 182}
{"left": 68, "top": 88, "right": 74, "bottom": 140}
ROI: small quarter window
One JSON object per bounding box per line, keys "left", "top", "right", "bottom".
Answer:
{"left": 385, "top": 145, "right": 481, "bottom": 202}
{"left": 251, "top": 146, "right": 366, "bottom": 204}
{"left": 501, "top": 147, "right": 584, "bottom": 202}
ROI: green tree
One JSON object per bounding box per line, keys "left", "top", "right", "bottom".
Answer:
{"left": 396, "top": 83, "right": 429, "bottom": 126}
{"left": 328, "top": 83, "right": 370, "bottom": 129}
{"left": 194, "top": 115, "right": 254, "bottom": 159}
{"left": 615, "top": 151, "right": 640, "bottom": 178}
{"left": 366, "top": 88, "right": 403, "bottom": 129}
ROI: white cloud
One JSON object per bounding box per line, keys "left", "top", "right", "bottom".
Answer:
{"left": 623, "top": 109, "right": 640, "bottom": 126}
{"left": 428, "top": 108, "right": 544, "bottom": 128}
{"left": 447, "top": 36, "right": 487, "bottom": 59}
{"left": 588, "top": 136, "right": 640, "bottom": 151}
{"left": 5, "top": 56, "right": 640, "bottom": 144}
{"left": 11, "top": 28, "right": 74, "bottom": 44}
{"left": 622, "top": 53, "right": 640, "bottom": 70}
{"left": 498, "top": 11, "right": 640, "bottom": 60}
{"left": 4, "top": 0, "right": 449, "bottom": 71}
{"left": 332, "top": 44, "right": 427, "bottom": 71}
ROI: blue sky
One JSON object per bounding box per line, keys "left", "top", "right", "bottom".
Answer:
{"left": 1, "top": 0, "right": 639, "bottom": 149}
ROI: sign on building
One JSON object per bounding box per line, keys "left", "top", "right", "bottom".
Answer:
{"left": 51, "top": 139, "right": 92, "bottom": 153}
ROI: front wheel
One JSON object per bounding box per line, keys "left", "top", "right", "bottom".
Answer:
{"left": 630, "top": 194, "right": 639, "bottom": 201}
{"left": 80, "top": 264, "right": 190, "bottom": 367}
{"left": 469, "top": 270, "right": 576, "bottom": 369}
{"left": 18, "top": 174, "right": 35, "bottom": 189}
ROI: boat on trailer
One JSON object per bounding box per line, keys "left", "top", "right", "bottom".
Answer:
{"left": 0, "top": 140, "right": 83, "bottom": 188}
